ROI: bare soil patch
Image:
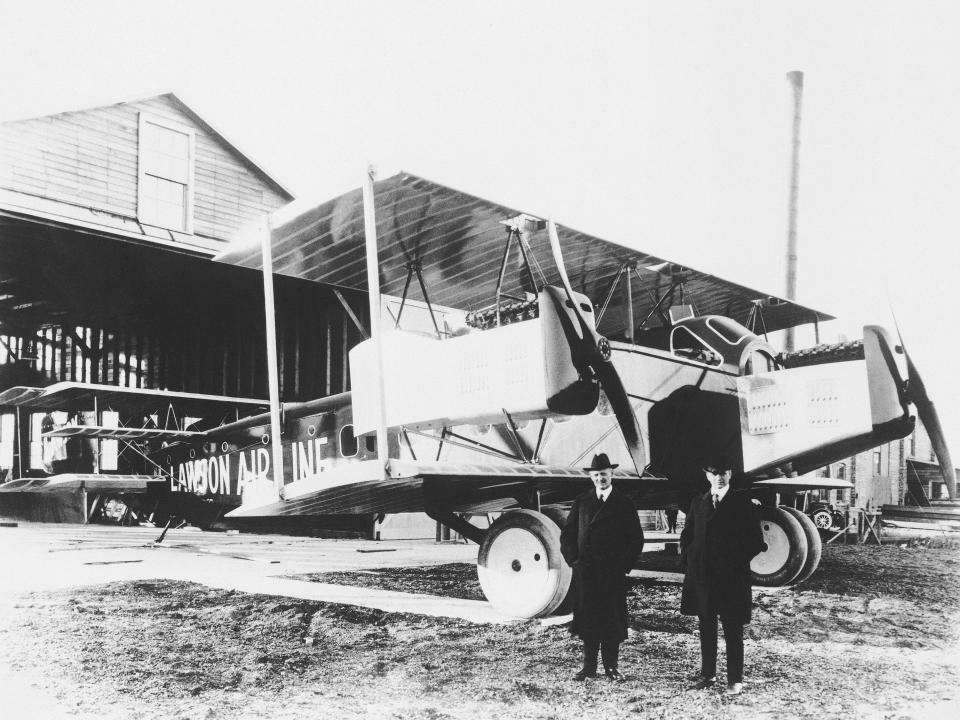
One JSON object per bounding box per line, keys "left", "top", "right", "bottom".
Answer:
{"left": 0, "top": 545, "right": 957, "bottom": 719}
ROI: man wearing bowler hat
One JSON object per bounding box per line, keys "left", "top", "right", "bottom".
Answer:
{"left": 680, "top": 454, "right": 764, "bottom": 695}
{"left": 560, "top": 453, "right": 644, "bottom": 681}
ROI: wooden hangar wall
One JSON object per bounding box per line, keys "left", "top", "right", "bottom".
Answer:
{"left": 0, "top": 93, "right": 366, "bottom": 404}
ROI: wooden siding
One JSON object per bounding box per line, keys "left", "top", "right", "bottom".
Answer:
{"left": 0, "top": 95, "right": 289, "bottom": 243}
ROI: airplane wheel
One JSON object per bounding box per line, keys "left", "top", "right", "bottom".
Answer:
{"left": 750, "top": 506, "right": 808, "bottom": 587}
{"left": 477, "top": 509, "right": 572, "bottom": 618}
{"left": 540, "top": 506, "right": 570, "bottom": 530}
{"left": 538, "top": 506, "right": 573, "bottom": 613}
{"left": 781, "top": 506, "right": 822, "bottom": 585}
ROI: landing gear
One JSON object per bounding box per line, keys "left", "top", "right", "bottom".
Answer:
{"left": 476, "top": 509, "right": 572, "bottom": 618}
{"left": 780, "top": 506, "right": 822, "bottom": 585}
{"left": 750, "top": 505, "right": 821, "bottom": 586}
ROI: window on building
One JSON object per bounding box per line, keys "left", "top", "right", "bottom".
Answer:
{"left": 837, "top": 463, "right": 846, "bottom": 480}
{"left": 138, "top": 115, "right": 195, "bottom": 232}
{"left": 873, "top": 451, "right": 882, "bottom": 476}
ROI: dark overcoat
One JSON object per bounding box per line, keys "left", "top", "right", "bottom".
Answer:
{"left": 560, "top": 488, "right": 644, "bottom": 642}
{"left": 679, "top": 489, "right": 764, "bottom": 624}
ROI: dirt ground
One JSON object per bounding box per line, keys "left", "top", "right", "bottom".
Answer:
{"left": 1, "top": 543, "right": 958, "bottom": 720}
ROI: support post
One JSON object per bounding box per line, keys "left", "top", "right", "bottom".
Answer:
{"left": 362, "top": 167, "right": 390, "bottom": 479}
{"left": 784, "top": 70, "right": 804, "bottom": 353}
{"left": 260, "top": 215, "right": 285, "bottom": 499}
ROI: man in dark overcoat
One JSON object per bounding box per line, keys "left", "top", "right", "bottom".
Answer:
{"left": 560, "top": 453, "right": 644, "bottom": 681}
{"left": 680, "top": 456, "right": 764, "bottom": 695}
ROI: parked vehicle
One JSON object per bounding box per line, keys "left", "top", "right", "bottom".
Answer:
{"left": 807, "top": 502, "right": 846, "bottom": 531}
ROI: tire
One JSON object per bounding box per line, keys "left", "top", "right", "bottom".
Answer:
{"left": 811, "top": 509, "right": 834, "bottom": 530}
{"left": 540, "top": 505, "right": 570, "bottom": 530}
{"left": 750, "top": 506, "right": 808, "bottom": 587}
{"left": 781, "top": 506, "right": 822, "bottom": 585}
{"left": 538, "top": 506, "right": 573, "bottom": 614}
{"left": 477, "top": 509, "right": 572, "bottom": 618}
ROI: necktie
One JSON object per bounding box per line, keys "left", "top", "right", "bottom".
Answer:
{"left": 712, "top": 493, "right": 718, "bottom": 507}
{"left": 598, "top": 494, "right": 605, "bottom": 505}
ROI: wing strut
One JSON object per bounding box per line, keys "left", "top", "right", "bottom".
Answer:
{"left": 363, "top": 167, "right": 390, "bottom": 479}
{"left": 260, "top": 214, "right": 284, "bottom": 501}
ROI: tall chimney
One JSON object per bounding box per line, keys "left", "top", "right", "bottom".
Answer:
{"left": 784, "top": 70, "right": 804, "bottom": 352}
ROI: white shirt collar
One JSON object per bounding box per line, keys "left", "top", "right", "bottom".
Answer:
{"left": 597, "top": 487, "right": 612, "bottom": 502}
{"left": 714, "top": 484, "right": 730, "bottom": 502}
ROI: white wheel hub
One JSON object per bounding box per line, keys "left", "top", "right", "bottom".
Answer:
{"left": 752, "top": 520, "right": 790, "bottom": 574}
{"left": 476, "top": 510, "right": 571, "bottom": 618}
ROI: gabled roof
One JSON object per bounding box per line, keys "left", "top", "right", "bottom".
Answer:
{"left": 0, "top": 91, "right": 294, "bottom": 201}
{"left": 215, "top": 172, "right": 832, "bottom": 336}
{"left": 156, "top": 92, "right": 294, "bottom": 202}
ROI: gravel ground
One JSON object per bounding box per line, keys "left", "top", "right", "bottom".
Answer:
{"left": 0, "top": 544, "right": 958, "bottom": 719}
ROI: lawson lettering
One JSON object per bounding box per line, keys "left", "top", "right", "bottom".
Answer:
{"left": 169, "top": 437, "right": 333, "bottom": 496}
{"left": 170, "top": 447, "right": 270, "bottom": 496}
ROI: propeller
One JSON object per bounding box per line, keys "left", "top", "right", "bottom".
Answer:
{"left": 545, "top": 220, "right": 645, "bottom": 476}
{"left": 894, "top": 320, "right": 956, "bottom": 498}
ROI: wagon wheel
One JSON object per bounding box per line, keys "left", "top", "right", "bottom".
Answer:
{"left": 750, "top": 506, "right": 808, "bottom": 586}
{"left": 811, "top": 509, "right": 834, "bottom": 530}
{"left": 477, "top": 509, "right": 572, "bottom": 618}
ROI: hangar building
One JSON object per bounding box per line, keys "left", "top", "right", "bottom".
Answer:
{"left": 0, "top": 94, "right": 370, "bottom": 524}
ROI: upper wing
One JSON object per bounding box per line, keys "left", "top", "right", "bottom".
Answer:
{"left": 214, "top": 172, "right": 832, "bottom": 337}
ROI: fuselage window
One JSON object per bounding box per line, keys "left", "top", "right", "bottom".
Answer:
{"left": 339, "top": 424, "right": 359, "bottom": 458}
{"left": 670, "top": 326, "right": 722, "bottom": 366}
{"left": 365, "top": 435, "right": 377, "bottom": 454}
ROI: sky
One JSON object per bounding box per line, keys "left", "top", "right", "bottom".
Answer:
{"left": 1, "top": 0, "right": 958, "bottom": 453}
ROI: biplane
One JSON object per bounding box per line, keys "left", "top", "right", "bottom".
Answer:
{"left": 1, "top": 172, "right": 953, "bottom": 619}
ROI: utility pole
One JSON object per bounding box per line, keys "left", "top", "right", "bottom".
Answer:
{"left": 784, "top": 70, "right": 804, "bottom": 352}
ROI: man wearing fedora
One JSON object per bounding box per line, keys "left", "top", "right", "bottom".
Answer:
{"left": 560, "top": 453, "right": 644, "bottom": 681}
{"left": 680, "top": 455, "right": 764, "bottom": 695}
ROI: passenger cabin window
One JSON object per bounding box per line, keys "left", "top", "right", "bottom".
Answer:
{"left": 138, "top": 115, "right": 195, "bottom": 232}
{"left": 365, "top": 435, "right": 377, "bottom": 454}
{"left": 670, "top": 326, "right": 721, "bottom": 366}
{"left": 339, "top": 424, "right": 358, "bottom": 458}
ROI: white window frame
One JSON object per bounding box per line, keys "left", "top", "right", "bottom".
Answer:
{"left": 137, "top": 113, "right": 196, "bottom": 233}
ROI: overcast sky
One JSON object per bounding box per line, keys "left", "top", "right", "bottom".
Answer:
{"left": 2, "top": 1, "right": 958, "bottom": 453}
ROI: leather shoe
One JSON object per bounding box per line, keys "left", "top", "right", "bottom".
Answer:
{"left": 687, "top": 671, "right": 714, "bottom": 681}
{"left": 725, "top": 682, "right": 743, "bottom": 696}
{"left": 605, "top": 668, "right": 625, "bottom": 682}
{"left": 691, "top": 677, "right": 717, "bottom": 690}
{"left": 573, "top": 669, "right": 598, "bottom": 681}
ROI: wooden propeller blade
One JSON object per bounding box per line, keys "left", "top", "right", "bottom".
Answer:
{"left": 546, "top": 219, "right": 644, "bottom": 476}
